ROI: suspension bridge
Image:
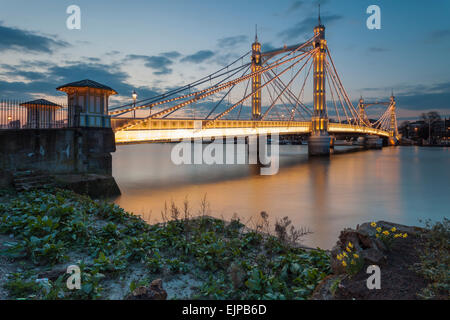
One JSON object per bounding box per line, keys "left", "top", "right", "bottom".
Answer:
{"left": 108, "top": 16, "right": 399, "bottom": 155}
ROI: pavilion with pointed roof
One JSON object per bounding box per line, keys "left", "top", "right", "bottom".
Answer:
{"left": 57, "top": 79, "right": 117, "bottom": 128}
{"left": 20, "top": 98, "right": 62, "bottom": 128}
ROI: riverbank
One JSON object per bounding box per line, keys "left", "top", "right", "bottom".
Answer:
{"left": 0, "top": 188, "right": 447, "bottom": 300}
{"left": 0, "top": 188, "right": 330, "bottom": 299}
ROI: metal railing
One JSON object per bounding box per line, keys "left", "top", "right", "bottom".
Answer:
{"left": 0, "top": 99, "right": 70, "bottom": 129}
{"left": 0, "top": 99, "right": 111, "bottom": 129}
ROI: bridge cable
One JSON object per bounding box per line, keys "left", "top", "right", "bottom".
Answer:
{"left": 261, "top": 51, "right": 314, "bottom": 120}
{"left": 109, "top": 51, "right": 251, "bottom": 113}
{"left": 206, "top": 48, "right": 317, "bottom": 125}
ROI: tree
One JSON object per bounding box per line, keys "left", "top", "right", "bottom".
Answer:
{"left": 420, "top": 111, "right": 441, "bottom": 144}
{"left": 399, "top": 120, "right": 410, "bottom": 138}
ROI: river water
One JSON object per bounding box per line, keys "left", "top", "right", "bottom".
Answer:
{"left": 112, "top": 144, "right": 449, "bottom": 249}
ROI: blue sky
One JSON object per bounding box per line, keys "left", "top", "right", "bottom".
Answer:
{"left": 0, "top": 0, "right": 449, "bottom": 120}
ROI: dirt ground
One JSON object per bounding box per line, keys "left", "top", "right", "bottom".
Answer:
{"left": 332, "top": 234, "right": 430, "bottom": 300}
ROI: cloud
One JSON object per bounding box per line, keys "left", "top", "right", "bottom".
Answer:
{"left": 219, "top": 35, "right": 248, "bottom": 48}
{"left": 0, "top": 64, "right": 47, "bottom": 81}
{"left": 160, "top": 51, "right": 182, "bottom": 59}
{"left": 83, "top": 57, "right": 102, "bottom": 63}
{"left": 0, "top": 22, "right": 68, "bottom": 53}
{"left": 277, "top": 14, "right": 343, "bottom": 41}
{"left": 181, "top": 50, "right": 215, "bottom": 63}
{"left": 105, "top": 50, "right": 121, "bottom": 56}
{"left": 126, "top": 54, "right": 174, "bottom": 75}
{"left": 0, "top": 80, "right": 54, "bottom": 99}
{"left": 0, "top": 60, "right": 161, "bottom": 103}
{"left": 262, "top": 42, "right": 277, "bottom": 52}
{"left": 361, "top": 82, "right": 450, "bottom": 113}
{"left": 287, "top": 1, "right": 304, "bottom": 12}
{"left": 367, "top": 47, "right": 389, "bottom": 53}
{"left": 429, "top": 29, "right": 450, "bottom": 41}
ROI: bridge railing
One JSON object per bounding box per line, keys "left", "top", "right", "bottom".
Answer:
{"left": 111, "top": 117, "right": 312, "bottom": 131}
{"left": 328, "top": 123, "right": 390, "bottom": 137}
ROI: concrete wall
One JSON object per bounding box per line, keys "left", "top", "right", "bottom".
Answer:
{"left": 0, "top": 128, "right": 115, "bottom": 175}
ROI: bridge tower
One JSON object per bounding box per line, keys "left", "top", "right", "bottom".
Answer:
{"left": 389, "top": 93, "right": 398, "bottom": 145}
{"left": 308, "top": 12, "right": 330, "bottom": 155}
{"left": 251, "top": 28, "right": 262, "bottom": 120}
{"left": 358, "top": 97, "right": 366, "bottom": 125}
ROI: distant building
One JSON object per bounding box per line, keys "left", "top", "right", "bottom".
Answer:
{"left": 20, "top": 99, "right": 62, "bottom": 129}
{"left": 57, "top": 79, "right": 117, "bottom": 128}
{"left": 435, "top": 117, "right": 450, "bottom": 143}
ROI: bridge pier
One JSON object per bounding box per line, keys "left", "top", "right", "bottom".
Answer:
{"left": 364, "top": 135, "right": 383, "bottom": 149}
{"left": 308, "top": 134, "right": 331, "bottom": 156}
{"left": 329, "top": 136, "right": 335, "bottom": 149}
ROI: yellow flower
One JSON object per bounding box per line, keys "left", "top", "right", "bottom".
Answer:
{"left": 370, "top": 222, "right": 377, "bottom": 227}
{"left": 351, "top": 259, "right": 356, "bottom": 265}
{"left": 342, "top": 261, "right": 347, "bottom": 267}
{"left": 376, "top": 227, "right": 382, "bottom": 232}
{"left": 343, "top": 252, "right": 348, "bottom": 257}
{"left": 346, "top": 247, "right": 351, "bottom": 252}
{"left": 353, "top": 253, "right": 359, "bottom": 259}
{"left": 382, "top": 231, "right": 389, "bottom": 236}
{"left": 403, "top": 233, "right": 408, "bottom": 238}
{"left": 394, "top": 234, "right": 400, "bottom": 238}
{"left": 337, "top": 254, "right": 342, "bottom": 260}
{"left": 375, "top": 234, "right": 379, "bottom": 238}
{"left": 391, "top": 227, "right": 397, "bottom": 232}
{"left": 348, "top": 242, "right": 353, "bottom": 248}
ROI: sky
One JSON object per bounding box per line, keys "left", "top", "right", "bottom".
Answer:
{"left": 0, "top": 0, "right": 449, "bottom": 121}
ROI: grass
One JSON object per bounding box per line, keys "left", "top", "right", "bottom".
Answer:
{"left": 0, "top": 188, "right": 331, "bottom": 300}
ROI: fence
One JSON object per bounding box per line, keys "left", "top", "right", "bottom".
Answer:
{"left": 0, "top": 99, "right": 71, "bottom": 129}
{"left": 0, "top": 99, "right": 110, "bottom": 129}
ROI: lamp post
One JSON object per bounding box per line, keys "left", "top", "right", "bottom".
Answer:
{"left": 132, "top": 90, "right": 137, "bottom": 118}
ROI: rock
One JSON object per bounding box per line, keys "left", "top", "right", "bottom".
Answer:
{"left": 359, "top": 221, "right": 424, "bottom": 237}
{"left": 37, "top": 266, "right": 68, "bottom": 281}
{"left": 330, "top": 222, "right": 395, "bottom": 274}
{"left": 311, "top": 274, "right": 346, "bottom": 300}
{"left": 53, "top": 173, "right": 121, "bottom": 198}
{"left": 126, "top": 279, "right": 167, "bottom": 300}
{"left": 361, "top": 248, "right": 387, "bottom": 265}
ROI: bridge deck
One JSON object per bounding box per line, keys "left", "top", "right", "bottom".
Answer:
{"left": 112, "top": 118, "right": 389, "bottom": 144}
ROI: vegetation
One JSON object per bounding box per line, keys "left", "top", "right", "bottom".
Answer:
{"left": 335, "top": 242, "right": 364, "bottom": 275}
{"left": 413, "top": 218, "right": 450, "bottom": 299}
{"left": 0, "top": 189, "right": 330, "bottom": 300}
{"left": 371, "top": 222, "right": 408, "bottom": 250}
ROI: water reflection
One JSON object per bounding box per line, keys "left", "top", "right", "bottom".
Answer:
{"left": 112, "top": 144, "right": 449, "bottom": 249}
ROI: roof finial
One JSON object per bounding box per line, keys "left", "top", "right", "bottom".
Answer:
{"left": 255, "top": 24, "right": 258, "bottom": 42}
{"left": 318, "top": 4, "right": 321, "bottom": 25}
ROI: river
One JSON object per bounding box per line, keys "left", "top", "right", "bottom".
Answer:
{"left": 112, "top": 144, "right": 449, "bottom": 249}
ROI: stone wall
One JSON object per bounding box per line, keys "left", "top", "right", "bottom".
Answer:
{"left": 0, "top": 128, "right": 115, "bottom": 175}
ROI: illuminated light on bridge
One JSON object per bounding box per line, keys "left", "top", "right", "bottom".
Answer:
{"left": 108, "top": 13, "right": 399, "bottom": 154}
{"left": 115, "top": 125, "right": 312, "bottom": 144}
